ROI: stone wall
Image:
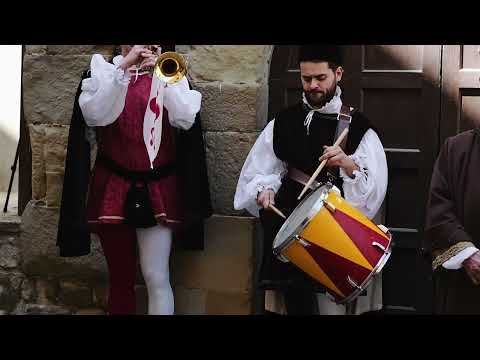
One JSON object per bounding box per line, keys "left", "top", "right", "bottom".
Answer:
{"left": 0, "top": 213, "right": 23, "bottom": 315}
{"left": 1, "top": 45, "right": 273, "bottom": 315}
{"left": 1, "top": 200, "right": 107, "bottom": 315}
{"left": 178, "top": 45, "right": 273, "bottom": 215}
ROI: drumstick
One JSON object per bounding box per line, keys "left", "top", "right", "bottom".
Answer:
{"left": 268, "top": 204, "right": 287, "bottom": 219}
{"left": 297, "top": 128, "right": 349, "bottom": 200}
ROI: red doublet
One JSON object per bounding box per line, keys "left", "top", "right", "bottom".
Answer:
{"left": 86, "top": 74, "right": 182, "bottom": 231}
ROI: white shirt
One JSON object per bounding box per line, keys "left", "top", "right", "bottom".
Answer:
{"left": 78, "top": 54, "right": 201, "bottom": 131}
{"left": 233, "top": 88, "right": 388, "bottom": 220}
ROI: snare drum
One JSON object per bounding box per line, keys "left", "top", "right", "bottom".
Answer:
{"left": 272, "top": 185, "right": 392, "bottom": 304}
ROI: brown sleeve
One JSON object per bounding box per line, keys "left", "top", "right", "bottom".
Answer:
{"left": 424, "top": 138, "right": 473, "bottom": 253}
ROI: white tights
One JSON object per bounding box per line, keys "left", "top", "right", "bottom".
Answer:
{"left": 136, "top": 224, "right": 174, "bottom": 315}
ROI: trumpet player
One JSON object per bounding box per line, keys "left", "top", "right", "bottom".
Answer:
{"left": 57, "top": 45, "right": 212, "bottom": 315}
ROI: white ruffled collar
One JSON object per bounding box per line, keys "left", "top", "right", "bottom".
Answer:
{"left": 302, "top": 86, "right": 343, "bottom": 135}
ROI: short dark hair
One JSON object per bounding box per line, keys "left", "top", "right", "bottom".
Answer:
{"left": 299, "top": 45, "right": 342, "bottom": 70}
{"left": 325, "top": 62, "right": 341, "bottom": 71}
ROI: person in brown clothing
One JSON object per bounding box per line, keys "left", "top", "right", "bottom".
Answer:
{"left": 425, "top": 128, "right": 480, "bottom": 314}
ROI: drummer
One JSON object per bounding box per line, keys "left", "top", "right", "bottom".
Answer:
{"left": 234, "top": 44, "right": 388, "bottom": 315}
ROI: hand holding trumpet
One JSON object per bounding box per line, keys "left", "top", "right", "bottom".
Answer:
{"left": 117, "top": 45, "right": 187, "bottom": 84}
{"left": 118, "top": 45, "right": 162, "bottom": 72}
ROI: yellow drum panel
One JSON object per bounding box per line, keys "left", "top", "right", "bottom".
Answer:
{"left": 283, "top": 241, "right": 345, "bottom": 297}
{"left": 301, "top": 207, "right": 373, "bottom": 271}
{"left": 327, "top": 192, "right": 390, "bottom": 241}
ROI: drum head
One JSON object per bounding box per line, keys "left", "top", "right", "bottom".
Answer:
{"left": 273, "top": 185, "right": 327, "bottom": 252}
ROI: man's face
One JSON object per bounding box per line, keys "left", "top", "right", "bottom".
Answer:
{"left": 300, "top": 61, "right": 343, "bottom": 108}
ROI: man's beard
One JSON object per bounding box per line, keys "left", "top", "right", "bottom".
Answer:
{"left": 305, "top": 81, "right": 337, "bottom": 108}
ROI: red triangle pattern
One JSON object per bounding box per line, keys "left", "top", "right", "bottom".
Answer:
{"left": 331, "top": 209, "right": 389, "bottom": 267}
{"left": 303, "top": 239, "right": 372, "bottom": 300}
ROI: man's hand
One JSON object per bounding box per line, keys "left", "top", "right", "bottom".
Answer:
{"left": 256, "top": 189, "right": 275, "bottom": 209}
{"left": 463, "top": 250, "right": 480, "bottom": 285}
{"left": 319, "top": 145, "right": 359, "bottom": 177}
{"left": 118, "top": 45, "right": 154, "bottom": 71}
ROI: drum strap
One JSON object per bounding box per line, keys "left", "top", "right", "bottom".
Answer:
{"left": 335, "top": 104, "right": 353, "bottom": 150}
{"left": 287, "top": 166, "right": 321, "bottom": 190}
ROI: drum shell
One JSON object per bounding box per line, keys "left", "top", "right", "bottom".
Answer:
{"left": 274, "top": 187, "right": 392, "bottom": 303}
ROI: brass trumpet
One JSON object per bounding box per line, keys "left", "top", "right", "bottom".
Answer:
{"left": 152, "top": 51, "right": 187, "bottom": 84}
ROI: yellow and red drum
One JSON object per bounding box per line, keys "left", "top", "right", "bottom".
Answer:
{"left": 273, "top": 185, "right": 392, "bottom": 304}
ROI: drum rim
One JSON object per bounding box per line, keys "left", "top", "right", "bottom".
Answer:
{"left": 337, "top": 230, "right": 393, "bottom": 305}
{"left": 272, "top": 186, "right": 329, "bottom": 258}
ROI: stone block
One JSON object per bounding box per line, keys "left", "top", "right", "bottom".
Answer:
{"left": 195, "top": 81, "right": 267, "bottom": 132}
{"left": 46, "top": 45, "right": 113, "bottom": 56}
{"left": 205, "top": 131, "right": 259, "bottom": 215}
{"left": 0, "top": 217, "right": 21, "bottom": 235}
{"left": 0, "top": 244, "right": 20, "bottom": 269}
{"left": 75, "top": 308, "right": 105, "bottom": 315}
{"left": 21, "top": 278, "right": 36, "bottom": 302}
{"left": 24, "top": 303, "right": 71, "bottom": 315}
{"left": 171, "top": 215, "right": 255, "bottom": 294}
{"left": 20, "top": 201, "right": 107, "bottom": 280}
{"left": 29, "top": 124, "right": 46, "bottom": 200}
{"left": 0, "top": 273, "right": 20, "bottom": 313}
{"left": 23, "top": 55, "right": 93, "bottom": 125}
{"left": 43, "top": 125, "right": 69, "bottom": 208}
{"left": 25, "top": 45, "right": 47, "bottom": 55}
{"left": 92, "top": 283, "right": 108, "bottom": 310}
{"left": 173, "top": 286, "right": 206, "bottom": 315}
{"left": 58, "top": 279, "right": 93, "bottom": 308}
{"left": 205, "top": 290, "right": 251, "bottom": 315}
{"left": 187, "top": 45, "right": 273, "bottom": 83}
{"left": 0, "top": 235, "right": 18, "bottom": 244}
{"left": 35, "top": 278, "right": 58, "bottom": 304}
{"left": 9, "top": 272, "right": 24, "bottom": 291}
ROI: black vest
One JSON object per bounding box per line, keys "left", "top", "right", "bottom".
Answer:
{"left": 271, "top": 102, "right": 375, "bottom": 213}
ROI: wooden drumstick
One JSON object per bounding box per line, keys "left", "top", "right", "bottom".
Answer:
{"left": 268, "top": 204, "right": 287, "bottom": 219}
{"left": 297, "top": 128, "right": 349, "bottom": 200}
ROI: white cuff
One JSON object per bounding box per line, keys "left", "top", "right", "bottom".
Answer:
{"left": 112, "top": 55, "right": 132, "bottom": 84}
{"left": 339, "top": 154, "right": 368, "bottom": 184}
{"left": 246, "top": 174, "right": 282, "bottom": 200}
{"left": 442, "top": 247, "right": 480, "bottom": 270}
{"left": 113, "top": 65, "right": 131, "bottom": 85}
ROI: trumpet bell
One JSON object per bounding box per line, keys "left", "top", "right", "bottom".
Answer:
{"left": 153, "top": 51, "right": 187, "bottom": 84}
